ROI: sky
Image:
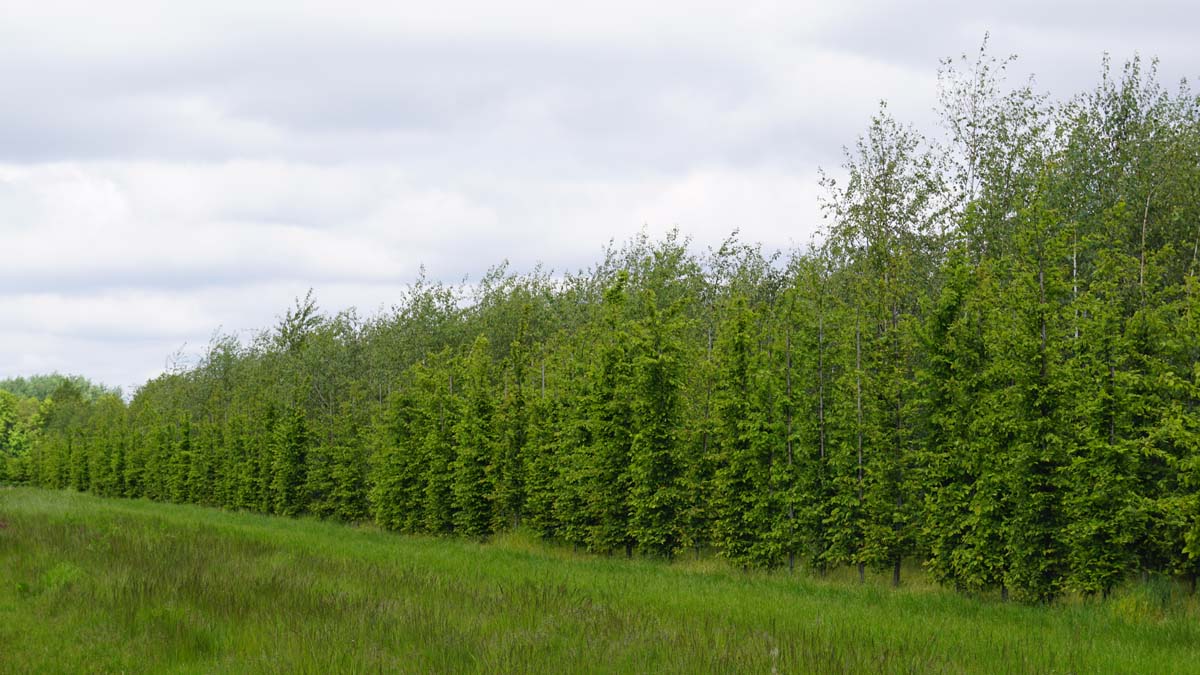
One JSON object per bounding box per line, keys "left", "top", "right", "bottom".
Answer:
{"left": 2, "top": 0, "right": 1198, "bottom": 394}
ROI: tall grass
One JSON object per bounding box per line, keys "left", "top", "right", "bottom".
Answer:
{"left": 1, "top": 487, "right": 1197, "bottom": 673}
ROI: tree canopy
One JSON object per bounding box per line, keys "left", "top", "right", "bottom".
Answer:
{"left": 7, "top": 48, "right": 1200, "bottom": 602}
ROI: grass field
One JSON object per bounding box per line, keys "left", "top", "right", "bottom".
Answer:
{"left": 1, "top": 487, "right": 1198, "bottom": 674}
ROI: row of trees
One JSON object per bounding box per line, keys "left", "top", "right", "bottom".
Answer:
{"left": 0, "top": 374, "right": 120, "bottom": 402}
{"left": 6, "top": 48, "right": 1200, "bottom": 602}
{"left": 0, "top": 374, "right": 115, "bottom": 484}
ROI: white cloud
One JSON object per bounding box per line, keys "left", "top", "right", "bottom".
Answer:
{"left": 629, "top": 168, "right": 823, "bottom": 249}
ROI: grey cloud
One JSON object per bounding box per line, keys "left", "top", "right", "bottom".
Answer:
{"left": 1, "top": 27, "right": 866, "bottom": 180}
{"left": 815, "top": 1, "right": 1200, "bottom": 94}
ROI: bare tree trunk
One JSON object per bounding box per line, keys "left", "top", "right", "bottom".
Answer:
{"left": 856, "top": 312, "right": 865, "bottom": 586}
{"left": 785, "top": 318, "right": 795, "bottom": 572}
{"left": 1140, "top": 190, "right": 1152, "bottom": 298}
{"left": 855, "top": 315, "right": 864, "bottom": 501}
{"left": 818, "top": 309, "right": 826, "bottom": 462}
{"left": 1109, "top": 364, "right": 1117, "bottom": 446}
{"left": 1192, "top": 221, "right": 1200, "bottom": 273}
{"left": 699, "top": 323, "right": 714, "bottom": 557}
{"left": 1038, "top": 258, "right": 1047, "bottom": 376}
{"left": 1073, "top": 226, "right": 1079, "bottom": 339}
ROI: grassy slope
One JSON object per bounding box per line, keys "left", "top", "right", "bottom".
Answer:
{"left": 1, "top": 487, "right": 1198, "bottom": 674}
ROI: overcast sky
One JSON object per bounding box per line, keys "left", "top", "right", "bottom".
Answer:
{"left": 2, "top": 0, "right": 1197, "bottom": 393}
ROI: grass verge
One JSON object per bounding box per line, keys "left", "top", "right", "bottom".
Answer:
{"left": 1, "top": 487, "right": 1197, "bottom": 673}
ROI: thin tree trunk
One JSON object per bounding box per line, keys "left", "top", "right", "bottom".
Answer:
{"left": 855, "top": 311, "right": 865, "bottom": 586}
{"left": 895, "top": 390, "right": 904, "bottom": 590}
{"left": 785, "top": 318, "right": 795, "bottom": 572}
{"left": 1104, "top": 354, "right": 1114, "bottom": 446}
{"left": 1039, "top": 259, "right": 1048, "bottom": 377}
{"left": 1140, "top": 190, "right": 1152, "bottom": 298}
{"left": 1073, "top": 226, "right": 1079, "bottom": 339}
{"left": 856, "top": 315, "right": 864, "bottom": 498}
{"left": 699, "top": 323, "right": 714, "bottom": 556}
{"left": 819, "top": 308, "right": 826, "bottom": 462}
{"left": 1191, "top": 221, "right": 1200, "bottom": 273}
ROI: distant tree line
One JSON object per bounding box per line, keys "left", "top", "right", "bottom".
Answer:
{"left": 0, "top": 375, "right": 115, "bottom": 488}
{"left": 5, "top": 49, "right": 1200, "bottom": 602}
{"left": 0, "top": 373, "right": 120, "bottom": 402}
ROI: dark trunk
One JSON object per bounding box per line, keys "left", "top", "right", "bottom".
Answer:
{"left": 855, "top": 316, "right": 863, "bottom": 498}
{"left": 818, "top": 308, "right": 826, "bottom": 461}
{"left": 786, "top": 320, "right": 795, "bottom": 572}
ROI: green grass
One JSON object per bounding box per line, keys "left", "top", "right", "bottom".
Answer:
{"left": 1, "top": 487, "right": 1198, "bottom": 674}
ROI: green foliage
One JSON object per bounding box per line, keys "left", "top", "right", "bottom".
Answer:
{"left": 584, "top": 272, "right": 637, "bottom": 555}
{"left": 0, "top": 390, "right": 42, "bottom": 485}
{"left": 271, "top": 404, "right": 309, "bottom": 517}
{"left": 452, "top": 336, "right": 497, "bottom": 538}
{"left": 628, "top": 291, "right": 688, "bottom": 557}
{"left": 0, "top": 373, "right": 120, "bottom": 402}
{"left": 711, "top": 295, "right": 778, "bottom": 568}
{"left": 15, "top": 48, "right": 1200, "bottom": 604}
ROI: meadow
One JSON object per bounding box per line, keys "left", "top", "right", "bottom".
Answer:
{"left": 3, "top": 488, "right": 1199, "bottom": 673}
